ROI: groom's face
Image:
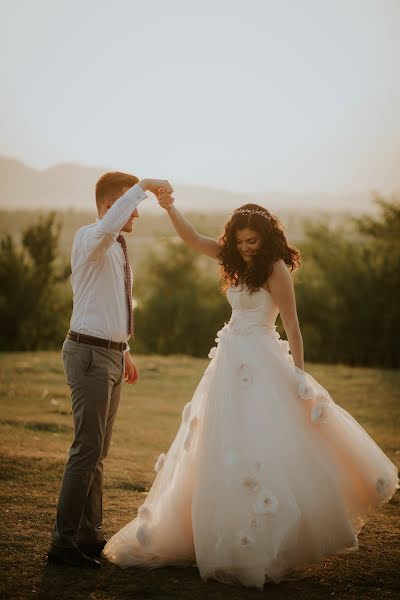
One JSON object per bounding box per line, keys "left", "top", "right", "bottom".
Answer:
{"left": 121, "top": 207, "right": 139, "bottom": 233}
{"left": 119, "top": 186, "right": 139, "bottom": 233}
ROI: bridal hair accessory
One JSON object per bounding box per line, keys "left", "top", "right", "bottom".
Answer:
{"left": 234, "top": 208, "right": 270, "bottom": 220}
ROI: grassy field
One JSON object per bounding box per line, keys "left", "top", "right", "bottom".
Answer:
{"left": 0, "top": 352, "right": 399, "bottom": 600}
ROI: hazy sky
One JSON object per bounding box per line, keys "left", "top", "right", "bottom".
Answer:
{"left": 1, "top": 0, "right": 399, "bottom": 195}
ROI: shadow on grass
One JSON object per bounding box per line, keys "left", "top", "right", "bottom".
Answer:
{"left": 37, "top": 559, "right": 329, "bottom": 600}
{"left": 109, "top": 481, "right": 148, "bottom": 493}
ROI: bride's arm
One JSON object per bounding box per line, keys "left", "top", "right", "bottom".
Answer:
{"left": 158, "top": 195, "right": 221, "bottom": 260}
{"left": 267, "top": 259, "right": 304, "bottom": 370}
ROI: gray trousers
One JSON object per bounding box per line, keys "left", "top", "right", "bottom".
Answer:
{"left": 51, "top": 338, "right": 125, "bottom": 549}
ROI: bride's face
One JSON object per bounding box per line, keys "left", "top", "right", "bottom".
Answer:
{"left": 235, "top": 227, "right": 263, "bottom": 263}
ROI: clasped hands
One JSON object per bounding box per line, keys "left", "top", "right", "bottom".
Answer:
{"left": 139, "top": 179, "right": 174, "bottom": 208}
{"left": 138, "top": 178, "right": 174, "bottom": 211}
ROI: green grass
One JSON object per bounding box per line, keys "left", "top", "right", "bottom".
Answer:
{"left": 0, "top": 352, "right": 399, "bottom": 600}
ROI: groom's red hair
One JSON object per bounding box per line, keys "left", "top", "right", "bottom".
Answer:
{"left": 95, "top": 171, "right": 139, "bottom": 210}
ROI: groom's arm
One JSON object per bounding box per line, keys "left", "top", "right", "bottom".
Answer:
{"left": 82, "top": 183, "right": 148, "bottom": 262}
{"left": 96, "top": 183, "right": 147, "bottom": 235}
{"left": 96, "top": 178, "right": 173, "bottom": 237}
{"left": 80, "top": 179, "right": 174, "bottom": 263}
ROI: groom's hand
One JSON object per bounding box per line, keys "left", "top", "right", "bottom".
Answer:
{"left": 124, "top": 352, "right": 139, "bottom": 384}
{"left": 139, "top": 179, "right": 174, "bottom": 198}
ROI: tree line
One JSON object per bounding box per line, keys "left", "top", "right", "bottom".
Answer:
{"left": 0, "top": 197, "right": 398, "bottom": 368}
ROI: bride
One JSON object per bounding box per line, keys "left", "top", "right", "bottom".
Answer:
{"left": 103, "top": 196, "right": 399, "bottom": 589}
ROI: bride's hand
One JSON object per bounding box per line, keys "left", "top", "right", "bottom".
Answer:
{"left": 158, "top": 193, "right": 175, "bottom": 211}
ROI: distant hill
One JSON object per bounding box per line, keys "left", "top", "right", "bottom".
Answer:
{"left": 0, "top": 155, "right": 375, "bottom": 214}
{"left": 0, "top": 156, "right": 105, "bottom": 210}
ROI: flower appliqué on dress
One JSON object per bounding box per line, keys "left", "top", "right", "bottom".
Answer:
{"left": 376, "top": 476, "right": 389, "bottom": 496}
{"left": 208, "top": 346, "right": 217, "bottom": 359}
{"left": 238, "top": 363, "right": 252, "bottom": 386}
{"left": 298, "top": 381, "right": 316, "bottom": 401}
{"left": 311, "top": 395, "right": 330, "bottom": 423}
{"left": 215, "top": 324, "right": 229, "bottom": 341}
{"left": 182, "top": 402, "right": 192, "bottom": 423}
{"left": 154, "top": 453, "right": 165, "bottom": 473}
{"left": 249, "top": 516, "right": 259, "bottom": 529}
{"left": 242, "top": 476, "right": 261, "bottom": 494}
{"left": 295, "top": 368, "right": 316, "bottom": 401}
{"left": 189, "top": 416, "right": 199, "bottom": 431}
{"left": 184, "top": 431, "right": 193, "bottom": 451}
{"left": 184, "top": 415, "right": 199, "bottom": 452}
{"left": 277, "top": 336, "right": 294, "bottom": 365}
{"left": 279, "top": 338, "right": 291, "bottom": 355}
{"left": 236, "top": 529, "right": 255, "bottom": 550}
{"left": 137, "top": 505, "right": 152, "bottom": 520}
{"left": 136, "top": 523, "right": 151, "bottom": 546}
{"left": 253, "top": 489, "right": 279, "bottom": 515}
{"left": 208, "top": 325, "right": 230, "bottom": 359}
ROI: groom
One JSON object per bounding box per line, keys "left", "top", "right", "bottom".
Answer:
{"left": 48, "top": 172, "right": 173, "bottom": 569}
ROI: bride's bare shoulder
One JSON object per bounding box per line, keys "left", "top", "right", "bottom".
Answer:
{"left": 273, "top": 259, "right": 292, "bottom": 277}
{"left": 263, "top": 260, "right": 292, "bottom": 292}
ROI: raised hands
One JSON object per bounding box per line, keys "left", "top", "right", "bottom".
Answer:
{"left": 139, "top": 179, "right": 174, "bottom": 199}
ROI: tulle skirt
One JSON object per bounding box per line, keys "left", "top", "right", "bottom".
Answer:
{"left": 103, "top": 324, "right": 399, "bottom": 589}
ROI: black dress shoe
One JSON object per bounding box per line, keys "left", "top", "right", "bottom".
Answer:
{"left": 47, "top": 546, "right": 101, "bottom": 569}
{"left": 78, "top": 540, "right": 107, "bottom": 558}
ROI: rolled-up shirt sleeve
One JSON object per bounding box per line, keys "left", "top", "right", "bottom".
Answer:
{"left": 83, "top": 183, "right": 147, "bottom": 261}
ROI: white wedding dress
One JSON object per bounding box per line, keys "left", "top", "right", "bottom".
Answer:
{"left": 103, "top": 286, "right": 399, "bottom": 589}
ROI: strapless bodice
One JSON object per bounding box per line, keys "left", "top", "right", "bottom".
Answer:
{"left": 225, "top": 286, "right": 279, "bottom": 334}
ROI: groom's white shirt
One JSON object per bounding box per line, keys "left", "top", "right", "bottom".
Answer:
{"left": 69, "top": 183, "right": 147, "bottom": 344}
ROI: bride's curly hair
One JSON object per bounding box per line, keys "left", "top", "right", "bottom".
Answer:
{"left": 218, "top": 203, "right": 301, "bottom": 292}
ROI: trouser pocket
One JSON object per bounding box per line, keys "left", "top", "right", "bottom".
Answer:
{"left": 62, "top": 340, "right": 93, "bottom": 386}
